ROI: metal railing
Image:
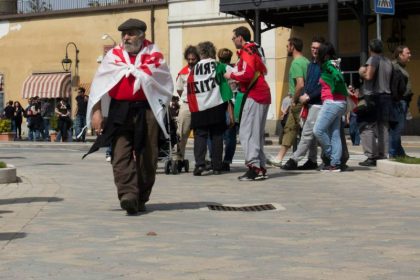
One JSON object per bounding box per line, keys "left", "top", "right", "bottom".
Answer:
{"left": 15, "top": 0, "right": 163, "bottom": 14}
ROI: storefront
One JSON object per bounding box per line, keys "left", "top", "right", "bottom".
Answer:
{"left": 21, "top": 72, "right": 71, "bottom": 100}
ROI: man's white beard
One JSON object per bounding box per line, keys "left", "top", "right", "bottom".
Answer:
{"left": 124, "top": 40, "right": 142, "bottom": 54}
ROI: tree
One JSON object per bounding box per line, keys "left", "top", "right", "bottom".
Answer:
{"left": 28, "top": 0, "right": 52, "bottom": 12}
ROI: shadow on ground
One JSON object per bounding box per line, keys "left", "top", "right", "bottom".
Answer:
{"left": 110, "top": 201, "right": 220, "bottom": 213}
{"left": 0, "top": 197, "right": 64, "bottom": 205}
{"left": 0, "top": 232, "right": 27, "bottom": 241}
{"left": 0, "top": 156, "right": 26, "bottom": 159}
{"left": 36, "top": 163, "right": 72, "bottom": 166}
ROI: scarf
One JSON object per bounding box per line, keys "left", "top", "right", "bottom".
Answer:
{"left": 320, "top": 60, "right": 348, "bottom": 96}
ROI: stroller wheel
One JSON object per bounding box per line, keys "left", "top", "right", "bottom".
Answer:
{"left": 164, "top": 160, "right": 171, "bottom": 175}
{"left": 183, "top": 159, "right": 189, "bottom": 173}
{"left": 177, "top": 160, "right": 183, "bottom": 173}
{"left": 171, "top": 160, "right": 179, "bottom": 175}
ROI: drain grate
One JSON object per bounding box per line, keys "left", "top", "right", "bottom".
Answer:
{"left": 207, "top": 204, "right": 276, "bottom": 212}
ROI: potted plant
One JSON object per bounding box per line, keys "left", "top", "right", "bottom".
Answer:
{"left": 0, "top": 118, "right": 15, "bottom": 141}
{"left": 49, "top": 115, "right": 59, "bottom": 142}
{"left": 0, "top": 161, "right": 17, "bottom": 183}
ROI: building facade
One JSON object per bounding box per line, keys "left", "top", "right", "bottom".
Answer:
{"left": 0, "top": 0, "right": 419, "bottom": 134}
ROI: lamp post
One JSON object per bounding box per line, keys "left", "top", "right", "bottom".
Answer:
{"left": 97, "top": 33, "right": 118, "bottom": 64}
{"left": 102, "top": 33, "right": 117, "bottom": 46}
{"left": 61, "top": 42, "right": 80, "bottom": 85}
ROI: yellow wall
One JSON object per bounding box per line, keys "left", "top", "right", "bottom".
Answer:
{"left": 274, "top": 27, "right": 291, "bottom": 118}
{"left": 0, "top": 7, "right": 168, "bottom": 115}
{"left": 182, "top": 22, "right": 245, "bottom": 59}
{"left": 403, "top": 16, "right": 420, "bottom": 119}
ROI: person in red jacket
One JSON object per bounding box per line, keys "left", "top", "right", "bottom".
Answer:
{"left": 225, "top": 26, "right": 271, "bottom": 181}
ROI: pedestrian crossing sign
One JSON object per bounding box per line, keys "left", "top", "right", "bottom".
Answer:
{"left": 375, "top": 0, "right": 395, "bottom": 15}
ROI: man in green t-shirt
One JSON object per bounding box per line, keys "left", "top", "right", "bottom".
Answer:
{"left": 267, "top": 37, "right": 309, "bottom": 167}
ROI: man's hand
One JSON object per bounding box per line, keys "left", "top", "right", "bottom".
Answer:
{"left": 299, "top": 93, "right": 310, "bottom": 104}
{"left": 224, "top": 71, "right": 232, "bottom": 79}
{"left": 91, "top": 107, "right": 103, "bottom": 135}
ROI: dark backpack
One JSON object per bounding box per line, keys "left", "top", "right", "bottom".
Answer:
{"left": 390, "top": 64, "right": 408, "bottom": 101}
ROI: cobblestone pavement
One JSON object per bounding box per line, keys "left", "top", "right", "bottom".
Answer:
{"left": 0, "top": 143, "right": 420, "bottom": 280}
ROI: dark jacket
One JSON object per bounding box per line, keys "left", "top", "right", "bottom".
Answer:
{"left": 190, "top": 102, "right": 227, "bottom": 129}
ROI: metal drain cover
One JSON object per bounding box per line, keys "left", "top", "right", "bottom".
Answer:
{"left": 207, "top": 203, "right": 277, "bottom": 212}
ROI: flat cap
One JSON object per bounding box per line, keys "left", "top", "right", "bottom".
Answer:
{"left": 118, "top": 18, "right": 147, "bottom": 32}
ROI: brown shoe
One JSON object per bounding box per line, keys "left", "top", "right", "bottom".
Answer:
{"left": 120, "top": 193, "right": 138, "bottom": 215}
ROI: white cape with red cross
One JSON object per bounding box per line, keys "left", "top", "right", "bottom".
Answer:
{"left": 85, "top": 40, "right": 174, "bottom": 138}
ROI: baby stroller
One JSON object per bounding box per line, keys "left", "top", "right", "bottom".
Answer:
{"left": 158, "top": 96, "right": 189, "bottom": 174}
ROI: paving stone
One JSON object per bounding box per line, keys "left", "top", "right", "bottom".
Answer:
{"left": 0, "top": 144, "right": 420, "bottom": 279}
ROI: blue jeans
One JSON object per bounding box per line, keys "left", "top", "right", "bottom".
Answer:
{"left": 313, "top": 100, "right": 346, "bottom": 166}
{"left": 42, "top": 118, "right": 50, "bottom": 140}
{"left": 106, "top": 145, "right": 112, "bottom": 157}
{"left": 28, "top": 129, "right": 41, "bottom": 141}
{"left": 55, "top": 130, "right": 72, "bottom": 142}
{"left": 223, "top": 124, "right": 237, "bottom": 164}
{"left": 349, "top": 112, "right": 360, "bottom": 146}
{"left": 389, "top": 100, "right": 407, "bottom": 157}
{"left": 75, "top": 114, "right": 86, "bottom": 141}
{"left": 11, "top": 119, "right": 16, "bottom": 134}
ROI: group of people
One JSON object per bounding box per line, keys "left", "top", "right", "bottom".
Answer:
{"left": 1, "top": 87, "right": 88, "bottom": 142}
{"left": 83, "top": 17, "right": 413, "bottom": 215}
{"left": 2, "top": 97, "right": 52, "bottom": 141}
{"left": 267, "top": 36, "right": 350, "bottom": 172}
{"left": 2, "top": 100, "right": 24, "bottom": 140}
{"left": 266, "top": 37, "right": 413, "bottom": 171}
{"left": 84, "top": 20, "right": 271, "bottom": 215}
{"left": 357, "top": 41, "right": 413, "bottom": 164}
{"left": 171, "top": 26, "right": 271, "bottom": 180}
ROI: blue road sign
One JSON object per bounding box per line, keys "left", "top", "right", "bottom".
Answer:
{"left": 375, "top": 0, "right": 395, "bottom": 15}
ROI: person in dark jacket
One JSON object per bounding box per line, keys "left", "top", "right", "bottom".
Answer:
{"left": 188, "top": 41, "right": 229, "bottom": 176}
{"left": 13, "top": 101, "right": 23, "bottom": 140}
{"left": 75, "top": 87, "right": 88, "bottom": 142}
{"left": 3, "top": 100, "right": 15, "bottom": 132}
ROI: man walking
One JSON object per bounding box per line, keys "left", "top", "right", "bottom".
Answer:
{"left": 389, "top": 45, "right": 412, "bottom": 158}
{"left": 282, "top": 36, "right": 324, "bottom": 170}
{"left": 85, "top": 18, "right": 173, "bottom": 215}
{"left": 267, "top": 37, "right": 309, "bottom": 167}
{"left": 225, "top": 26, "right": 271, "bottom": 181}
{"left": 358, "top": 39, "right": 393, "bottom": 166}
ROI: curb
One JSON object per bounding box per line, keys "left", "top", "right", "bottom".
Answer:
{"left": 377, "top": 159, "right": 420, "bottom": 178}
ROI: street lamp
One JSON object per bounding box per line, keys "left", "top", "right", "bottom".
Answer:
{"left": 97, "top": 33, "right": 118, "bottom": 64}
{"left": 61, "top": 42, "right": 80, "bottom": 75}
{"left": 102, "top": 33, "right": 117, "bottom": 46}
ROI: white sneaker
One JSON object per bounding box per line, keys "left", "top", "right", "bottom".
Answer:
{"left": 106, "top": 155, "right": 111, "bottom": 162}
{"left": 266, "top": 155, "right": 282, "bottom": 167}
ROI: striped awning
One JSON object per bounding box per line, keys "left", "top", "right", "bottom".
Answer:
{"left": 21, "top": 72, "right": 71, "bottom": 99}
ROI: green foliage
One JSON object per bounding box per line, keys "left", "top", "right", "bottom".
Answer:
{"left": 0, "top": 162, "right": 7, "bottom": 168}
{"left": 28, "top": 0, "right": 52, "bottom": 12}
{"left": 50, "top": 115, "right": 59, "bottom": 131}
{"left": 0, "top": 119, "right": 12, "bottom": 133}
{"left": 394, "top": 156, "right": 420, "bottom": 165}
